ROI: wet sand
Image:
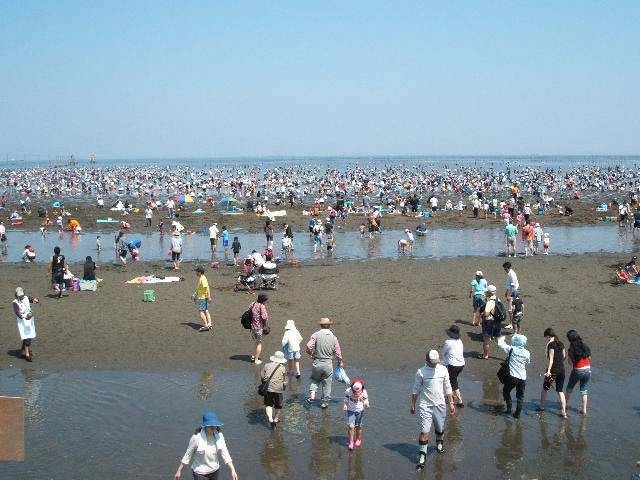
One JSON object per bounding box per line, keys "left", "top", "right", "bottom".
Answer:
{"left": 8, "top": 197, "right": 614, "bottom": 236}
{"left": 0, "top": 254, "right": 632, "bottom": 375}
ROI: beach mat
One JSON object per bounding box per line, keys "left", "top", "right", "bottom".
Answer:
{"left": 0, "top": 396, "right": 24, "bottom": 461}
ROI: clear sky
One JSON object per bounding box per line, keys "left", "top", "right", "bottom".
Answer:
{"left": 1, "top": 1, "right": 638, "bottom": 158}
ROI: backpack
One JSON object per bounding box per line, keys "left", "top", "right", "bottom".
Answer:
{"left": 241, "top": 305, "right": 253, "bottom": 329}
{"left": 493, "top": 299, "right": 507, "bottom": 324}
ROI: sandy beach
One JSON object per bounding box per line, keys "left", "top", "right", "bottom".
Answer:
{"left": 0, "top": 253, "right": 631, "bottom": 375}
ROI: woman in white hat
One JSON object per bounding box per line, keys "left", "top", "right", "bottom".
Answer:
{"left": 12, "top": 287, "right": 39, "bottom": 362}
{"left": 260, "top": 351, "right": 288, "bottom": 429}
{"left": 281, "top": 320, "right": 303, "bottom": 378}
{"left": 174, "top": 411, "right": 238, "bottom": 480}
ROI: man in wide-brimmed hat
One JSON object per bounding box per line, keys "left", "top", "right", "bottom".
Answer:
{"left": 305, "top": 317, "right": 344, "bottom": 409}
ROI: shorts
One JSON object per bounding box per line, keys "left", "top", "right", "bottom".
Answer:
{"left": 418, "top": 404, "right": 446, "bottom": 434}
{"left": 347, "top": 410, "right": 365, "bottom": 427}
{"left": 266, "top": 234, "right": 273, "bottom": 242}
{"left": 197, "top": 299, "right": 208, "bottom": 312}
{"left": 223, "top": 239, "right": 229, "bottom": 247}
{"left": 263, "top": 391, "right": 283, "bottom": 409}
{"left": 482, "top": 319, "right": 502, "bottom": 338}
{"left": 251, "top": 330, "right": 263, "bottom": 343}
{"left": 119, "top": 249, "right": 128, "bottom": 259}
{"left": 172, "top": 251, "right": 181, "bottom": 261}
{"left": 512, "top": 312, "right": 523, "bottom": 326}
{"left": 472, "top": 295, "right": 485, "bottom": 310}
{"left": 447, "top": 365, "right": 464, "bottom": 391}
{"left": 431, "top": 206, "right": 437, "bottom": 212}
{"left": 209, "top": 238, "right": 217, "bottom": 246}
{"left": 286, "top": 350, "right": 301, "bottom": 360}
{"left": 566, "top": 367, "right": 591, "bottom": 395}
{"left": 507, "top": 237, "right": 516, "bottom": 247}
{"left": 52, "top": 271, "right": 64, "bottom": 286}
{"left": 313, "top": 236, "right": 322, "bottom": 245}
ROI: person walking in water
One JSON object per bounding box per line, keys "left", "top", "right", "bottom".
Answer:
{"left": 537, "top": 327, "right": 567, "bottom": 417}
{"left": 411, "top": 349, "right": 455, "bottom": 469}
{"left": 565, "top": 330, "right": 591, "bottom": 415}
{"left": 260, "top": 350, "right": 288, "bottom": 429}
{"left": 173, "top": 411, "right": 238, "bottom": 480}
{"left": 343, "top": 378, "right": 370, "bottom": 451}
{"left": 306, "top": 317, "right": 344, "bottom": 409}
{"left": 497, "top": 334, "right": 531, "bottom": 419}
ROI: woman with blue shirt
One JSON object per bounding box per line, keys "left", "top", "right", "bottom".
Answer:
{"left": 469, "top": 271, "right": 488, "bottom": 326}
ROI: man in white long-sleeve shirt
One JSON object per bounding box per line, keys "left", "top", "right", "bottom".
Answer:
{"left": 410, "top": 349, "right": 455, "bottom": 469}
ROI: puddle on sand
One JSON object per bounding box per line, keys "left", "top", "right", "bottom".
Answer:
{"left": 0, "top": 367, "right": 638, "bottom": 479}
{"left": 1, "top": 224, "right": 639, "bottom": 264}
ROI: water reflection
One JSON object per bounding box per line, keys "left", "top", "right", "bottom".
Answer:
{"left": 308, "top": 412, "right": 341, "bottom": 479}
{"left": 495, "top": 419, "right": 524, "bottom": 477}
{"left": 260, "top": 428, "right": 290, "bottom": 479}
{"left": 195, "top": 372, "right": 214, "bottom": 401}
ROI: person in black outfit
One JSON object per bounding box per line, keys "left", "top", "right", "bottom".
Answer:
{"left": 48, "top": 246, "right": 67, "bottom": 299}
{"left": 83, "top": 256, "right": 97, "bottom": 281}
{"left": 537, "top": 328, "right": 567, "bottom": 417}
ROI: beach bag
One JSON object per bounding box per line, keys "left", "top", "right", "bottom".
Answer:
{"left": 241, "top": 305, "right": 253, "bottom": 329}
{"left": 496, "top": 349, "right": 513, "bottom": 384}
{"left": 333, "top": 365, "right": 350, "bottom": 384}
{"left": 258, "top": 364, "right": 282, "bottom": 396}
{"left": 262, "top": 324, "right": 271, "bottom": 335}
{"left": 493, "top": 299, "right": 508, "bottom": 325}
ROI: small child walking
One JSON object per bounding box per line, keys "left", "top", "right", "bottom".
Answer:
{"left": 281, "top": 319, "right": 303, "bottom": 378}
{"left": 512, "top": 292, "right": 524, "bottom": 334}
{"left": 543, "top": 232, "right": 550, "bottom": 255}
{"left": 231, "top": 236, "right": 241, "bottom": 266}
{"left": 343, "top": 378, "right": 371, "bottom": 451}
{"left": 222, "top": 226, "right": 230, "bottom": 255}
{"left": 96, "top": 235, "right": 101, "bottom": 251}
{"left": 359, "top": 223, "right": 366, "bottom": 238}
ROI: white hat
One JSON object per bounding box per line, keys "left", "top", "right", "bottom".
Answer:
{"left": 15, "top": 287, "right": 24, "bottom": 296}
{"left": 269, "top": 351, "right": 288, "bottom": 364}
{"left": 544, "top": 232, "right": 549, "bottom": 237}
{"left": 487, "top": 284, "right": 497, "bottom": 293}
{"left": 535, "top": 223, "right": 540, "bottom": 227}
{"left": 475, "top": 270, "right": 483, "bottom": 276}
{"left": 284, "top": 319, "right": 296, "bottom": 330}
{"left": 428, "top": 350, "right": 440, "bottom": 362}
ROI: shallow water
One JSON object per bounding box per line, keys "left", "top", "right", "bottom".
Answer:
{"left": 0, "top": 366, "right": 638, "bottom": 479}
{"left": 1, "top": 224, "right": 639, "bottom": 264}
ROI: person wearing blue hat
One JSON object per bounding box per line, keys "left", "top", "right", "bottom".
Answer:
{"left": 174, "top": 411, "right": 238, "bottom": 480}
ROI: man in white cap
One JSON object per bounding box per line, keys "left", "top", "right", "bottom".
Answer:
{"left": 208, "top": 222, "right": 219, "bottom": 253}
{"left": 469, "top": 271, "right": 487, "bottom": 326}
{"left": 411, "top": 349, "right": 455, "bottom": 469}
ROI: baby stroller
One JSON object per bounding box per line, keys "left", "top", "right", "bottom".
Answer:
{"left": 259, "top": 263, "right": 280, "bottom": 290}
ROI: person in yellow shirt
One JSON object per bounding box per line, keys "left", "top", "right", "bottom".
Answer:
{"left": 192, "top": 266, "right": 212, "bottom": 332}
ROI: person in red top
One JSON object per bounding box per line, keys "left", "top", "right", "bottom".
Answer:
{"left": 565, "top": 330, "right": 591, "bottom": 415}
{"left": 522, "top": 222, "right": 534, "bottom": 257}
{"left": 249, "top": 294, "right": 269, "bottom": 365}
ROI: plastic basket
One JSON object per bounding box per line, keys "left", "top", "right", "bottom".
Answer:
{"left": 143, "top": 290, "right": 156, "bottom": 302}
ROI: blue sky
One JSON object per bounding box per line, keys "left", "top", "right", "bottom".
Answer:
{"left": 1, "top": 1, "right": 638, "bottom": 158}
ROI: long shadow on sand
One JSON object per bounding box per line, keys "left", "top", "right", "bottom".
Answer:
{"left": 229, "top": 354, "right": 253, "bottom": 363}
{"left": 181, "top": 322, "right": 204, "bottom": 330}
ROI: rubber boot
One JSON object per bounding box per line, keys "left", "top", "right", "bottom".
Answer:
{"left": 513, "top": 400, "right": 522, "bottom": 419}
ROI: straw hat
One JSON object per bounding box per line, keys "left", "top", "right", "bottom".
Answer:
{"left": 319, "top": 317, "right": 332, "bottom": 326}
{"left": 269, "top": 351, "right": 287, "bottom": 364}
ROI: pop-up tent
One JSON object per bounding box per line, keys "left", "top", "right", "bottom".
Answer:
{"left": 218, "top": 197, "right": 243, "bottom": 214}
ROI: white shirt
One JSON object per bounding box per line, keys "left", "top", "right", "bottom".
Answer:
{"left": 430, "top": 197, "right": 438, "bottom": 208}
{"left": 209, "top": 225, "right": 219, "bottom": 239}
{"left": 505, "top": 269, "right": 519, "bottom": 291}
{"left": 442, "top": 339, "right": 465, "bottom": 367}
{"left": 344, "top": 387, "right": 370, "bottom": 412}
{"left": 533, "top": 226, "right": 543, "bottom": 241}
{"left": 282, "top": 327, "right": 303, "bottom": 352}
{"left": 0, "top": 224, "right": 5, "bottom": 235}
{"left": 181, "top": 431, "right": 232, "bottom": 475}
{"left": 412, "top": 363, "right": 452, "bottom": 407}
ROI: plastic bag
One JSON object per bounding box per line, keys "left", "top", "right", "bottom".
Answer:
{"left": 333, "top": 365, "right": 350, "bottom": 384}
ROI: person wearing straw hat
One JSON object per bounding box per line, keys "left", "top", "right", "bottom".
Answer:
{"left": 306, "top": 317, "right": 344, "bottom": 409}
{"left": 411, "top": 349, "right": 455, "bottom": 469}
{"left": 12, "top": 287, "right": 39, "bottom": 362}
{"left": 174, "top": 411, "right": 238, "bottom": 480}
{"left": 281, "top": 320, "right": 303, "bottom": 378}
{"left": 469, "top": 271, "right": 487, "bottom": 326}
{"left": 260, "top": 350, "right": 288, "bottom": 429}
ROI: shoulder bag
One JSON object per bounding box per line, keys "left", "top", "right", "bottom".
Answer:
{"left": 258, "top": 364, "right": 282, "bottom": 396}
{"left": 496, "top": 348, "right": 513, "bottom": 384}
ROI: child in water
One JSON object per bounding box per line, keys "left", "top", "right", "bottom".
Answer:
{"left": 96, "top": 235, "right": 101, "bottom": 251}
{"left": 543, "top": 232, "right": 550, "bottom": 255}
{"left": 222, "top": 226, "right": 230, "bottom": 255}
{"left": 359, "top": 223, "right": 366, "bottom": 238}
{"left": 343, "top": 378, "right": 370, "bottom": 451}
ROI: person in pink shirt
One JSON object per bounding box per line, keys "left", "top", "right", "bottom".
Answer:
{"left": 249, "top": 294, "right": 269, "bottom": 365}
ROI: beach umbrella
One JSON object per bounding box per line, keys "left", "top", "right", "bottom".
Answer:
{"left": 184, "top": 194, "right": 194, "bottom": 203}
